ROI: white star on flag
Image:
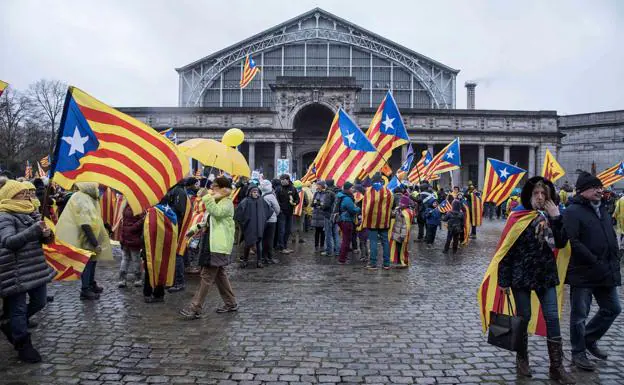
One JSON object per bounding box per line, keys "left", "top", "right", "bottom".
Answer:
{"left": 345, "top": 131, "right": 356, "bottom": 146}
{"left": 382, "top": 114, "right": 395, "bottom": 132}
{"left": 498, "top": 167, "right": 510, "bottom": 180}
{"left": 446, "top": 150, "right": 454, "bottom": 159}
{"left": 62, "top": 126, "right": 89, "bottom": 156}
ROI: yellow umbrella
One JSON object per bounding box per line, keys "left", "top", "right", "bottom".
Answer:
{"left": 178, "top": 138, "right": 251, "bottom": 177}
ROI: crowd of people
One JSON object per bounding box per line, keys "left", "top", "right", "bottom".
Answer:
{"left": 0, "top": 166, "right": 622, "bottom": 380}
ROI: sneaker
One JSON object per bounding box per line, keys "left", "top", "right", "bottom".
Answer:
{"left": 572, "top": 352, "right": 596, "bottom": 371}
{"left": 167, "top": 285, "right": 185, "bottom": 293}
{"left": 365, "top": 264, "right": 378, "bottom": 270}
{"left": 144, "top": 296, "right": 164, "bottom": 303}
{"left": 117, "top": 280, "right": 127, "bottom": 288}
{"left": 216, "top": 304, "right": 239, "bottom": 313}
{"left": 587, "top": 343, "right": 608, "bottom": 360}
{"left": 133, "top": 279, "right": 143, "bottom": 287}
{"left": 320, "top": 251, "right": 328, "bottom": 256}
{"left": 281, "top": 249, "right": 294, "bottom": 254}
{"left": 179, "top": 307, "right": 201, "bottom": 320}
{"left": 80, "top": 289, "right": 100, "bottom": 301}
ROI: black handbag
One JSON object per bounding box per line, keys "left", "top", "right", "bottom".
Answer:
{"left": 487, "top": 289, "right": 524, "bottom": 351}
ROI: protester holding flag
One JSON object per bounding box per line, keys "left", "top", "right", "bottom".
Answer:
{"left": 563, "top": 172, "right": 621, "bottom": 371}
{"left": 56, "top": 182, "right": 112, "bottom": 301}
{"left": 497, "top": 177, "right": 575, "bottom": 383}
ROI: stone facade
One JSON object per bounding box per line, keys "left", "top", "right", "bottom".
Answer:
{"left": 559, "top": 110, "right": 624, "bottom": 190}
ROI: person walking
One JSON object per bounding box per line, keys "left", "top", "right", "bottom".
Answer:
{"left": 498, "top": 176, "right": 575, "bottom": 384}
{"left": 118, "top": 203, "right": 145, "bottom": 288}
{"left": 335, "top": 182, "right": 360, "bottom": 265}
{"left": 0, "top": 179, "right": 56, "bottom": 363}
{"left": 311, "top": 181, "right": 327, "bottom": 252}
{"left": 180, "top": 176, "right": 238, "bottom": 319}
{"left": 275, "top": 174, "right": 299, "bottom": 254}
{"left": 424, "top": 201, "right": 442, "bottom": 247}
{"left": 363, "top": 173, "right": 394, "bottom": 270}
{"left": 260, "top": 180, "right": 280, "bottom": 265}
{"left": 321, "top": 180, "right": 340, "bottom": 257}
{"left": 442, "top": 200, "right": 464, "bottom": 254}
{"left": 235, "top": 185, "right": 273, "bottom": 268}
{"left": 563, "top": 172, "right": 621, "bottom": 371}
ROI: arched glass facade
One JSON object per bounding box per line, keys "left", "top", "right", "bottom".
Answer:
{"left": 201, "top": 42, "right": 432, "bottom": 109}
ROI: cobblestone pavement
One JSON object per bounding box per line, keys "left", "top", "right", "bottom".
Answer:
{"left": 1, "top": 220, "right": 623, "bottom": 385}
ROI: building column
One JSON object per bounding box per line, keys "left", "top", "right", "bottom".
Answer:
{"left": 274, "top": 142, "right": 281, "bottom": 178}
{"left": 478, "top": 144, "right": 485, "bottom": 190}
{"left": 401, "top": 144, "right": 408, "bottom": 161}
{"left": 504, "top": 145, "right": 511, "bottom": 163}
{"left": 248, "top": 142, "right": 255, "bottom": 172}
{"left": 427, "top": 143, "right": 434, "bottom": 154}
{"left": 528, "top": 145, "right": 536, "bottom": 177}
{"left": 286, "top": 142, "right": 293, "bottom": 176}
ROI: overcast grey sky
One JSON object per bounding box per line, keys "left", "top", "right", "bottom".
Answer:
{"left": 2, "top": 0, "right": 622, "bottom": 114}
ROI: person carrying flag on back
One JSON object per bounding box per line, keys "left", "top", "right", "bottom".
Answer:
{"left": 363, "top": 173, "right": 394, "bottom": 270}
{"left": 496, "top": 177, "right": 575, "bottom": 383}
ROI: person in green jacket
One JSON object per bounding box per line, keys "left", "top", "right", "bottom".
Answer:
{"left": 180, "top": 176, "right": 238, "bottom": 319}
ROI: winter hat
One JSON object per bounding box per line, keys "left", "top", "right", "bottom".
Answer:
{"left": 316, "top": 180, "right": 327, "bottom": 188}
{"left": 22, "top": 181, "right": 36, "bottom": 190}
{"left": 343, "top": 181, "right": 354, "bottom": 190}
{"left": 520, "top": 176, "right": 557, "bottom": 210}
{"left": 399, "top": 195, "right": 411, "bottom": 208}
{"left": 575, "top": 171, "right": 603, "bottom": 193}
{"left": 247, "top": 185, "right": 260, "bottom": 196}
{"left": 259, "top": 179, "right": 273, "bottom": 194}
{"left": 371, "top": 172, "right": 383, "bottom": 184}
{"left": 280, "top": 174, "right": 291, "bottom": 181}
{"left": 451, "top": 200, "right": 462, "bottom": 212}
{"left": 0, "top": 179, "right": 28, "bottom": 201}
{"left": 326, "top": 179, "right": 335, "bottom": 188}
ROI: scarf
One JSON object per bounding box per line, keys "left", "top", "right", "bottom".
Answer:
{"left": 31, "top": 197, "right": 41, "bottom": 210}
{"left": 532, "top": 211, "right": 555, "bottom": 250}
{"left": 590, "top": 201, "right": 602, "bottom": 219}
{"left": 0, "top": 199, "right": 36, "bottom": 214}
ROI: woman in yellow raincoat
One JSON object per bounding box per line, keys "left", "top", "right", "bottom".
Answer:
{"left": 56, "top": 183, "right": 112, "bottom": 300}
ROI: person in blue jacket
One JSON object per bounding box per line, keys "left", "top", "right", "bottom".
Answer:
{"left": 424, "top": 201, "right": 442, "bottom": 247}
{"left": 335, "top": 182, "right": 361, "bottom": 264}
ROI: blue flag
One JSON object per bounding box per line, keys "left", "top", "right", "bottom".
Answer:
{"left": 379, "top": 91, "right": 409, "bottom": 141}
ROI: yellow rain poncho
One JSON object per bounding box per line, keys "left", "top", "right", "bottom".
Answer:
{"left": 615, "top": 196, "right": 624, "bottom": 235}
{"left": 56, "top": 182, "right": 113, "bottom": 261}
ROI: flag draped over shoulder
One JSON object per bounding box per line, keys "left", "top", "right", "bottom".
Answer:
{"left": 240, "top": 55, "right": 260, "bottom": 89}
{"left": 483, "top": 158, "right": 526, "bottom": 206}
{"left": 541, "top": 149, "right": 565, "bottom": 183}
{"left": 100, "top": 186, "right": 117, "bottom": 229}
{"left": 389, "top": 208, "right": 414, "bottom": 266}
{"left": 358, "top": 92, "right": 410, "bottom": 179}
{"left": 361, "top": 186, "right": 394, "bottom": 229}
{"left": 0, "top": 80, "right": 8, "bottom": 97}
{"left": 51, "top": 87, "right": 190, "bottom": 215}
{"left": 470, "top": 192, "right": 483, "bottom": 227}
{"left": 43, "top": 219, "right": 93, "bottom": 281}
{"left": 462, "top": 202, "right": 471, "bottom": 245}
{"left": 597, "top": 161, "right": 624, "bottom": 188}
{"left": 144, "top": 205, "right": 178, "bottom": 288}
{"left": 477, "top": 210, "right": 571, "bottom": 336}
{"left": 176, "top": 195, "right": 194, "bottom": 256}
{"left": 313, "top": 108, "right": 376, "bottom": 187}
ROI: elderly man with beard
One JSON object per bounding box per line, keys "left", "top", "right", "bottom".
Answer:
{"left": 563, "top": 172, "right": 621, "bottom": 371}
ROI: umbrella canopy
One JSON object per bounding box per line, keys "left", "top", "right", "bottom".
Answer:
{"left": 178, "top": 138, "right": 251, "bottom": 177}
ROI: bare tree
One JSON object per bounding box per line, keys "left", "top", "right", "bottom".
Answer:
{"left": 26, "top": 79, "right": 67, "bottom": 155}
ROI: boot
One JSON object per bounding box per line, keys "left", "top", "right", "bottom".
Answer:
{"left": 80, "top": 289, "right": 100, "bottom": 301}
{"left": 15, "top": 334, "right": 42, "bottom": 363}
{"left": 547, "top": 337, "right": 576, "bottom": 384}
{"left": 516, "top": 332, "right": 532, "bottom": 377}
{"left": 91, "top": 281, "right": 103, "bottom": 294}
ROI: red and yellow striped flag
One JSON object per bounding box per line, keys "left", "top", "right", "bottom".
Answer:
{"left": 0, "top": 80, "right": 8, "bottom": 97}
{"left": 470, "top": 192, "right": 483, "bottom": 227}
{"left": 389, "top": 208, "right": 414, "bottom": 267}
{"left": 597, "top": 161, "right": 624, "bottom": 188}
{"left": 240, "top": 55, "right": 260, "bottom": 89}
{"left": 477, "top": 210, "right": 571, "bottom": 336}
{"left": 361, "top": 186, "right": 394, "bottom": 229}
{"left": 293, "top": 191, "right": 305, "bottom": 217}
{"left": 110, "top": 194, "right": 126, "bottom": 241}
{"left": 483, "top": 158, "right": 526, "bottom": 206}
{"left": 100, "top": 186, "right": 118, "bottom": 229}
{"left": 51, "top": 87, "right": 189, "bottom": 215}
{"left": 144, "top": 205, "right": 178, "bottom": 288}
{"left": 43, "top": 219, "right": 93, "bottom": 281}
{"left": 462, "top": 202, "right": 471, "bottom": 246}
{"left": 24, "top": 161, "right": 33, "bottom": 179}
{"left": 541, "top": 149, "right": 565, "bottom": 183}
{"left": 176, "top": 195, "right": 194, "bottom": 256}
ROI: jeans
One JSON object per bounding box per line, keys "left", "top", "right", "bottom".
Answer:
{"left": 425, "top": 224, "right": 438, "bottom": 244}
{"left": 243, "top": 241, "right": 263, "bottom": 265}
{"left": 120, "top": 248, "right": 142, "bottom": 280}
{"left": 513, "top": 287, "right": 561, "bottom": 338}
{"left": 263, "top": 222, "right": 277, "bottom": 261}
{"left": 324, "top": 217, "right": 340, "bottom": 255}
{"left": 369, "top": 229, "right": 390, "bottom": 267}
{"left": 444, "top": 231, "right": 460, "bottom": 252}
{"left": 570, "top": 286, "right": 622, "bottom": 354}
{"left": 277, "top": 212, "right": 293, "bottom": 249}
{"left": 173, "top": 255, "right": 185, "bottom": 287}
{"left": 81, "top": 260, "right": 97, "bottom": 291}
{"left": 338, "top": 221, "right": 354, "bottom": 263}
{"left": 4, "top": 284, "right": 47, "bottom": 341}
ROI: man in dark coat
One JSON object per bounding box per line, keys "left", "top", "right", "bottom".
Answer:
{"left": 563, "top": 171, "right": 621, "bottom": 371}
{"left": 275, "top": 174, "right": 299, "bottom": 254}
{"left": 321, "top": 179, "right": 339, "bottom": 257}
{"left": 235, "top": 185, "right": 273, "bottom": 268}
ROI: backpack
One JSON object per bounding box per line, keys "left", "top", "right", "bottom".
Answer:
{"left": 330, "top": 195, "right": 344, "bottom": 224}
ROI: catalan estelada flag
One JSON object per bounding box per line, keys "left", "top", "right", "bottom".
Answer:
{"left": 176, "top": 194, "right": 194, "bottom": 256}
{"left": 100, "top": 186, "right": 118, "bottom": 229}
{"left": 597, "top": 161, "right": 624, "bottom": 188}
{"left": 358, "top": 92, "right": 410, "bottom": 179}
{"left": 361, "top": 185, "right": 394, "bottom": 229}
{"left": 240, "top": 55, "right": 260, "bottom": 89}
{"left": 470, "top": 191, "right": 483, "bottom": 227}
{"left": 110, "top": 194, "right": 126, "bottom": 241}
{"left": 40, "top": 155, "right": 50, "bottom": 168}
{"left": 301, "top": 165, "right": 317, "bottom": 184}
{"left": 159, "top": 127, "right": 177, "bottom": 144}
{"left": 426, "top": 138, "right": 461, "bottom": 177}
{"left": 482, "top": 158, "right": 526, "bottom": 206}
{"left": 36, "top": 162, "right": 46, "bottom": 178}
{"left": 293, "top": 191, "right": 305, "bottom": 217}
{"left": 144, "top": 204, "right": 178, "bottom": 288}
{"left": 313, "top": 108, "right": 377, "bottom": 187}
{"left": 477, "top": 210, "right": 571, "bottom": 336}
{"left": 541, "top": 149, "right": 565, "bottom": 183}
{"left": 395, "top": 145, "right": 414, "bottom": 181}
{"left": 462, "top": 202, "right": 471, "bottom": 246}
{"left": 0, "top": 80, "right": 8, "bottom": 97}
{"left": 408, "top": 150, "right": 440, "bottom": 183}
{"left": 51, "top": 87, "right": 189, "bottom": 215}
{"left": 438, "top": 199, "right": 452, "bottom": 213}
{"left": 24, "top": 160, "right": 33, "bottom": 179}
{"left": 43, "top": 219, "right": 93, "bottom": 281}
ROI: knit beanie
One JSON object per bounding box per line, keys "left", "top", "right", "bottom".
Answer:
{"left": 22, "top": 181, "right": 36, "bottom": 190}
{"left": 575, "top": 171, "right": 603, "bottom": 193}
{"left": 259, "top": 179, "right": 273, "bottom": 194}
{"left": 343, "top": 181, "right": 354, "bottom": 190}
{"left": 0, "top": 180, "right": 27, "bottom": 201}
{"left": 399, "top": 195, "right": 411, "bottom": 208}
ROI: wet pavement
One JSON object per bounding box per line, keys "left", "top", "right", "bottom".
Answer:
{"left": 1, "top": 219, "right": 623, "bottom": 385}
